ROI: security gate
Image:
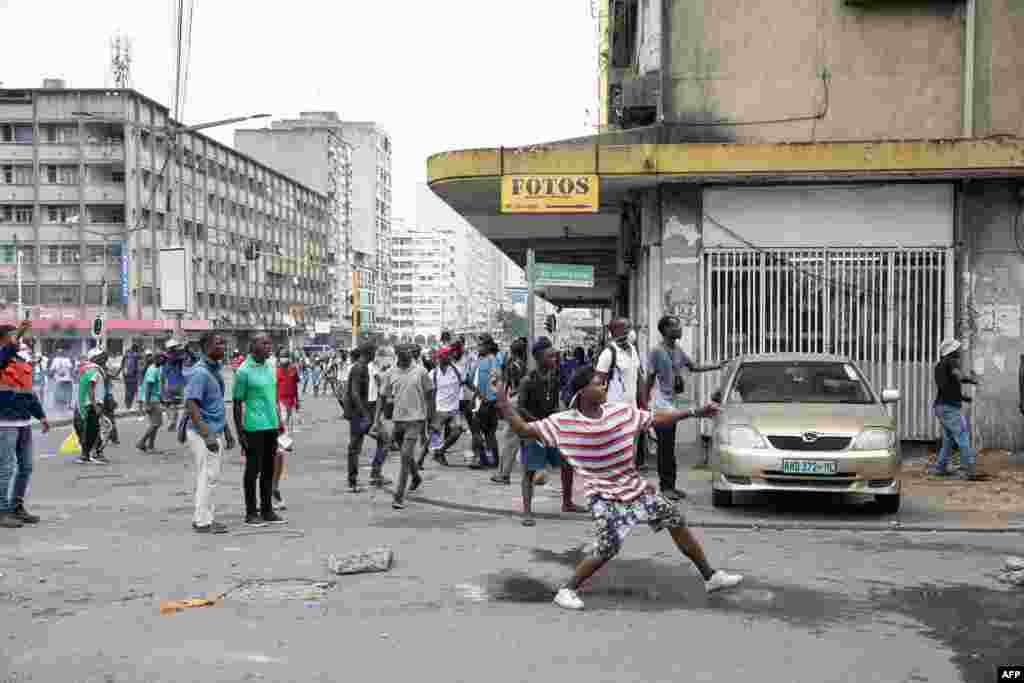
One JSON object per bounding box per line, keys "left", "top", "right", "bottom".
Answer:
{"left": 701, "top": 247, "right": 954, "bottom": 440}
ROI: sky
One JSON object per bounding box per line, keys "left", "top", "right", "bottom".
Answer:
{"left": 0, "top": 0, "right": 600, "bottom": 221}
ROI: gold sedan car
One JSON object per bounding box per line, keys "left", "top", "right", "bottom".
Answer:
{"left": 709, "top": 354, "right": 902, "bottom": 513}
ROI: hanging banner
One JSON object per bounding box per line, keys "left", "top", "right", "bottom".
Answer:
{"left": 120, "top": 242, "right": 129, "bottom": 304}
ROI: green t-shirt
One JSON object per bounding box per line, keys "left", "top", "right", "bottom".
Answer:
{"left": 78, "top": 367, "right": 100, "bottom": 417}
{"left": 232, "top": 356, "right": 279, "bottom": 432}
{"left": 142, "top": 365, "right": 163, "bottom": 402}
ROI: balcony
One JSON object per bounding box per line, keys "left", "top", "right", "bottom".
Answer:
{"left": 0, "top": 186, "right": 34, "bottom": 202}
{"left": 83, "top": 185, "right": 125, "bottom": 203}
{"left": 83, "top": 144, "right": 124, "bottom": 163}
{"left": 36, "top": 144, "right": 80, "bottom": 162}
{"left": 0, "top": 143, "right": 34, "bottom": 161}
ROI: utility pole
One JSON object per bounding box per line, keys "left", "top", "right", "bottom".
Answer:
{"left": 14, "top": 235, "right": 23, "bottom": 321}
{"left": 526, "top": 248, "right": 536, "bottom": 370}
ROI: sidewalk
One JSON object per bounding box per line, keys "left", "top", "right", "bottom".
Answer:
{"left": 372, "top": 428, "right": 1024, "bottom": 533}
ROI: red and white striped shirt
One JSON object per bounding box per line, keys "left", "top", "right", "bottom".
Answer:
{"left": 535, "top": 403, "right": 654, "bottom": 502}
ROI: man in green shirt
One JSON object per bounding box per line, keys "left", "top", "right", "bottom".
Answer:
{"left": 75, "top": 347, "right": 108, "bottom": 465}
{"left": 232, "top": 334, "right": 285, "bottom": 527}
{"left": 136, "top": 352, "right": 163, "bottom": 453}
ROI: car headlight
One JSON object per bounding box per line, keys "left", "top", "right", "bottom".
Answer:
{"left": 723, "top": 426, "right": 767, "bottom": 449}
{"left": 851, "top": 429, "right": 895, "bottom": 450}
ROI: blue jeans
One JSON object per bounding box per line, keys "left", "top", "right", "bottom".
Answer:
{"left": 0, "top": 427, "right": 33, "bottom": 513}
{"left": 936, "top": 403, "right": 975, "bottom": 473}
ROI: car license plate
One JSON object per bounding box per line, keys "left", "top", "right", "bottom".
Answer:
{"left": 782, "top": 459, "right": 837, "bottom": 475}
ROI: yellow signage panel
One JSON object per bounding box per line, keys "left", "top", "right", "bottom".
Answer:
{"left": 501, "top": 174, "right": 599, "bottom": 214}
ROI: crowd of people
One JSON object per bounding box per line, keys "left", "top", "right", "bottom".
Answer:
{"left": 0, "top": 313, "right": 987, "bottom": 610}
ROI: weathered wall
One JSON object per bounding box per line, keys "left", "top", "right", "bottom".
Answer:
{"left": 665, "top": 0, "right": 973, "bottom": 142}
{"left": 963, "top": 180, "right": 1024, "bottom": 450}
{"left": 984, "top": 0, "right": 1024, "bottom": 138}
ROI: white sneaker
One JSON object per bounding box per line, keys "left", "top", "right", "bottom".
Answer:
{"left": 705, "top": 570, "right": 743, "bottom": 594}
{"left": 553, "top": 587, "right": 584, "bottom": 610}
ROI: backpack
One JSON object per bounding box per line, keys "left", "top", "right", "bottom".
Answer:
{"left": 603, "top": 343, "right": 644, "bottom": 399}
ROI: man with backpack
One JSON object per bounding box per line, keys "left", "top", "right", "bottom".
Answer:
{"left": 468, "top": 334, "right": 503, "bottom": 469}
{"left": 595, "top": 318, "right": 645, "bottom": 409}
{"left": 423, "top": 345, "right": 464, "bottom": 468}
{"left": 647, "top": 315, "right": 725, "bottom": 501}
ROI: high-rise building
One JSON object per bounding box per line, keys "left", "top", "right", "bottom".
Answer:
{"left": 389, "top": 221, "right": 457, "bottom": 341}
{"left": 0, "top": 82, "right": 332, "bottom": 354}
{"left": 236, "top": 115, "right": 391, "bottom": 336}
{"left": 235, "top": 113, "right": 352, "bottom": 332}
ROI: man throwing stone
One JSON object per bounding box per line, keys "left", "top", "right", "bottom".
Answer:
{"left": 496, "top": 366, "right": 742, "bottom": 611}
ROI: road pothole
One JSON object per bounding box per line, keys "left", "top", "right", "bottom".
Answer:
{"left": 230, "top": 579, "right": 336, "bottom": 603}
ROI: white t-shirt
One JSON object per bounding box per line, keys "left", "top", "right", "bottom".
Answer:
{"left": 596, "top": 343, "right": 642, "bottom": 406}
{"left": 367, "top": 361, "right": 380, "bottom": 403}
{"left": 431, "top": 364, "right": 463, "bottom": 413}
{"left": 50, "top": 356, "right": 74, "bottom": 383}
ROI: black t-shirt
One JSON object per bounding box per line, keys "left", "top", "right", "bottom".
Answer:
{"left": 518, "top": 369, "right": 560, "bottom": 421}
{"left": 934, "top": 356, "right": 965, "bottom": 405}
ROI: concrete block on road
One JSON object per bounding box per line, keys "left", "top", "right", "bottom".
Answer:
{"left": 1005, "top": 556, "right": 1024, "bottom": 572}
{"left": 327, "top": 547, "right": 394, "bottom": 575}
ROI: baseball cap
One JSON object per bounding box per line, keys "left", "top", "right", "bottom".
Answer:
{"left": 165, "top": 339, "right": 181, "bottom": 350}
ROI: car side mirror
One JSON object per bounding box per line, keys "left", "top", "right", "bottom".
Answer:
{"left": 881, "top": 389, "right": 900, "bottom": 404}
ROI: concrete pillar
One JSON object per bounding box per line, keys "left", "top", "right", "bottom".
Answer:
{"left": 659, "top": 184, "right": 703, "bottom": 444}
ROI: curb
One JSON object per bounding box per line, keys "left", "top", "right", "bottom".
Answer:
{"left": 389, "top": 489, "right": 1024, "bottom": 534}
{"left": 42, "top": 400, "right": 243, "bottom": 429}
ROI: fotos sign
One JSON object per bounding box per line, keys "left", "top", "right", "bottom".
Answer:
{"left": 501, "top": 174, "right": 599, "bottom": 214}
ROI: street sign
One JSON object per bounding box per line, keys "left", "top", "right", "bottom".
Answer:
{"left": 501, "top": 175, "right": 599, "bottom": 214}
{"left": 534, "top": 263, "right": 594, "bottom": 288}
{"left": 314, "top": 320, "right": 331, "bottom": 335}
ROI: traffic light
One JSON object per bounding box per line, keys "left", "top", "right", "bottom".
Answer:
{"left": 545, "top": 314, "right": 556, "bottom": 334}
{"left": 244, "top": 242, "right": 258, "bottom": 261}
{"left": 91, "top": 316, "right": 103, "bottom": 339}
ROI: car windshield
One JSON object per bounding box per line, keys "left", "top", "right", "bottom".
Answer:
{"left": 728, "top": 362, "right": 875, "bottom": 404}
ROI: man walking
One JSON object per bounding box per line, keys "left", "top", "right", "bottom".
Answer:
{"left": 930, "top": 339, "right": 984, "bottom": 480}
{"left": 492, "top": 337, "right": 528, "bottom": 484}
{"left": 377, "top": 344, "right": 433, "bottom": 510}
{"left": 233, "top": 335, "right": 285, "bottom": 526}
{"left": 516, "top": 337, "right": 582, "bottom": 526}
{"left": 345, "top": 345, "right": 374, "bottom": 493}
{"left": 496, "top": 366, "right": 742, "bottom": 611}
{"left": 49, "top": 346, "right": 75, "bottom": 412}
{"left": 123, "top": 344, "right": 142, "bottom": 410}
{"left": 424, "top": 345, "right": 465, "bottom": 468}
{"left": 136, "top": 353, "right": 163, "bottom": 453}
{"left": 162, "top": 339, "right": 188, "bottom": 433}
{"left": 647, "top": 315, "right": 724, "bottom": 501}
{"left": 76, "top": 347, "right": 109, "bottom": 465}
{"left": 468, "top": 334, "right": 503, "bottom": 469}
{"left": 0, "top": 322, "right": 50, "bottom": 528}
{"left": 185, "top": 333, "right": 235, "bottom": 533}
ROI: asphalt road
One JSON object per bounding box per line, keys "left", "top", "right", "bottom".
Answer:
{"left": 1, "top": 396, "right": 1021, "bottom": 683}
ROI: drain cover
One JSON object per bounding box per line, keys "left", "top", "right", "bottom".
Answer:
{"left": 230, "top": 579, "right": 336, "bottom": 603}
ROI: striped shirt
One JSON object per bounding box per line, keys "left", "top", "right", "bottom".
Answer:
{"left": 535, "top": 403, "right": 654, "bottom": 502}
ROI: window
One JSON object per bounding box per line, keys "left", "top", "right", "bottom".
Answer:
{"left": 0, "top": 206, "right": 10, "bottom": 223}
{"left": 143, "top": 248, "right": 153, "bottom": 266}
{"left": 208, "top": 293, "right": 216, "bottom": 308}
{"left": 0, "top": 244, "right": 13, "bottom": 264}
{"left": 18, "top": 245, "right": 34, "bottom": 264}
{"left": 46, "top": 206, "right": 73, "bottom": 224}
{"left": 141, "top": 287, "right": 154, "bottom": 306}
{"left": 60, "top": 245, "right": 81, "bottom": 264}
{"left": 47, "top": 246, "right": 59, "bottom": 264}
{"left": 0, "top": 165, "right": 32, "bottom": 185}
{"left": 12, "top": 125, "right": 33, "bottom": 144}
{"left": 14, "top": 207, "right": 32, "bottom": 224}
{"left": 41, "top": 285, "right": 77, "bottom": 305}
{"left": 220, "top": 294, "right": 227, "bottom": 309}
{"left": 87, "top": 245, "right": 106, "bottom": 264}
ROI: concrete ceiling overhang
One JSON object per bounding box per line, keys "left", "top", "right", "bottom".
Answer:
{"left": 427, "top": 136, "right": 1024, "bottom": 307}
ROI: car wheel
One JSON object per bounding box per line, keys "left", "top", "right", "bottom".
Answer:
{"left": 712, "top": 488, "right": 733, "bottom": 508}
{"left": 875, "top": 493, "right": 900, "bottom": 514}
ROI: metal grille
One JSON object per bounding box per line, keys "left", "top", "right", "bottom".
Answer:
{"left": 765, "top": 436, "right": 851, "bottom": 451}
{"left": 701, "top": 248, "right": 954, "bottom": 440}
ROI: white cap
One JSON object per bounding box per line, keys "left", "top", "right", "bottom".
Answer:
{"left": 87, "top": 347, "right": 105, "bottom": 360}
{"left": 165, "top": 339, "right": 181, "bottom": 350}
{"left": 939, "top": 339, "right": 962, "bottom": 358}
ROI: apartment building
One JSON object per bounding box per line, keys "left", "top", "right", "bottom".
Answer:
{"left": 235, "top": 112, "right": 354, "bottom": 331}
{"left": 390, "top": 221, "right": 458, "bottom": 341}
{"left": 0, "top": 81, "right": 332, "bottom": 353}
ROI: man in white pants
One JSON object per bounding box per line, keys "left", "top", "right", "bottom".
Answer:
{"left": 184, "top": 333, "right": 236, "bottom": 534}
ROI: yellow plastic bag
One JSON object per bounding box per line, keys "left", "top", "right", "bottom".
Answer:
{"left": 58, "top": 431, "right": 81, "bottom": 456}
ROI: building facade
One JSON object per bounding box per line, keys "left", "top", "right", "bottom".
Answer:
{"left": 390, "top": 221, "right": 458, "bottom": 342}
{"left": 0, "top": 82, "right": 332, "bottom": 354}
{"left": 429, "top": 0, "right": 1024, "bottom": 449}
{"left": 235, "top": 112, "right": 353, "bottom": 335}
